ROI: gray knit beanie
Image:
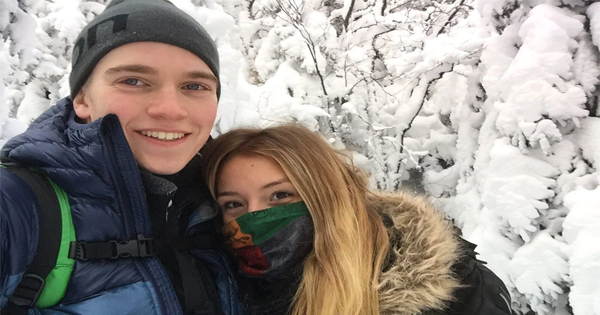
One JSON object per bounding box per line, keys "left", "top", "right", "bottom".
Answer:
{"left": 69, "top": 0, "right": 220, "bottom": 99}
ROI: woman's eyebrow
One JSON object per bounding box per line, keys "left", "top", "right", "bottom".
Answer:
{"left": 217, "top": 178, "right": 291, "bottom": 197}
{"left": 262, "top": 178, "right": 289, "bottom": 190}
{"left": 217, "top": 191, "right": 238, "bottom": 198}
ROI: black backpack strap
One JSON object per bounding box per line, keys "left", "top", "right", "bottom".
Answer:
{"left": 69, "top": 234, "right": 158, "bottom": 260}
{"left": 163, "top": 211, "right": 221, "bottom": 315}
{"left": 68, "top": 233, "right": 217, "bottom": 260}
{"left": 66, "top": 232, "right": 220, "bottom": 315}
{"left": 174, "top": 251, "right": 221, "bottom": 315}
{"left": 1, "top": 163, "right": 62, "bottom": 315}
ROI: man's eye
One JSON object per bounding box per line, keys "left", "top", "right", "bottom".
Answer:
{"left": 271, "top": 191, "right": 293, "bottom": 201}
{"left": 122, "top": 78, "right": 143, "bottom": 86}
{"left": 184, "top": 83, "right": 204, "bottom": 90}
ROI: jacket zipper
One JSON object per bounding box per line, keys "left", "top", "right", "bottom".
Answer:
{"left": 103, "top": 117, "right": 182, "bottom": 315}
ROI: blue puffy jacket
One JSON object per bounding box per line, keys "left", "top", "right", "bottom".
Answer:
{"left": 0, "top": 98, "right": 242, "bottom": 315}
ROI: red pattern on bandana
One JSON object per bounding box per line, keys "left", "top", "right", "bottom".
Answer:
{"left": 236, "top": 246, "right": 269, "bottom": 277}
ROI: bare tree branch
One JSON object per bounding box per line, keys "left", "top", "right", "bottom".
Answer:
{"left": 247, "top": 0, "right": 256, "bottom": 19}
{"left": 400, "top": 63, "right": 455, "bottom": 154}
{"left": 344, "top": 0, "right": 356, "bottom": 31}
{"left": 381, "top": 0, "right": 387, "bottom": 16}
{"left": 275, "top": 0, "right": 329, "bottom": 96}
{"left": 436, "top": 0, "right": 467, "bottom": 36}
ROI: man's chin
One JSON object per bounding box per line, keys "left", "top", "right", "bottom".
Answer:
{"left": 137, "top": 160, "right": 186, "bottom": 176}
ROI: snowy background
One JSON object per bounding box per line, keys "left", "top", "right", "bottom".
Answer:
{"left": 1, "top": 0, "right": 599, "bottom": 313}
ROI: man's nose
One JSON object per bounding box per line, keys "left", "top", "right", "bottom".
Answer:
{"left": 146, "top": 86, "right": 188, "bottom": 119}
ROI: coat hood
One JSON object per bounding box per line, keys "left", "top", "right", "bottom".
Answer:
{"left": 368, "top": 192, "right": 462, "bottom": 315}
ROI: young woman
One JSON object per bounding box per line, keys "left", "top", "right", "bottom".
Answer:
{"left": 201, "top": 124, "right": 512, "bottom": 315}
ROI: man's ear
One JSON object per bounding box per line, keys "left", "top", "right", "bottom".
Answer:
{"left": 72, "top": 88, "right": 92, "bottom": 123}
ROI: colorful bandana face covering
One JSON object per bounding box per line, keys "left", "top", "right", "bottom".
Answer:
{"left": 222, "top": 202, "right": 314, "bottom": 280}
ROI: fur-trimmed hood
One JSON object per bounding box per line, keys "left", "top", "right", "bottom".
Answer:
{"left": 367, "top": 192, "right": 462, "bottom": 315}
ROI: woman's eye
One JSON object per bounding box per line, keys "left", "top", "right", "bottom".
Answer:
{"left": 271, "top": 191, "right": 293, "bottom": 201}
{"left": 122, "top": 78, "right": 143, "bottom": 86}
{"left": 184, "top": 83, "right": 204, "bottom": 90}
{"left": 221, "top": 201, "right": 243, "bottom": 210}
{"left": 220, "top": 201, "right": 248, "bottom": 220}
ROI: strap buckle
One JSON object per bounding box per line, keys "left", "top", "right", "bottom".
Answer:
{"left": 111, "top": 234, "right": 155, "bottom": 259}
{"left": 8, "top": 274, "right": 45, "bottom": 308}
{"left": 68, "top": 241, "right": 86, "bottom": 261}
{"left": 134, "top": 234, "right": 157, "bottom": 258}
{"left": 69, "top": 234, "right": 157, "bottom": 261}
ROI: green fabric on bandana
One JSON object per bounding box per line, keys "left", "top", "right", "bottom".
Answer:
{"left": 236, "top": 202, "right": 309, "bottom": 245}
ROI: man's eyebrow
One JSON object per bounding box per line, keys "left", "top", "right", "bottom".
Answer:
{"left": 186, "top": 71, "right": 219, "bottom": 84}
{"left": 104, "top": 64, "right": 158, "bottom": 75}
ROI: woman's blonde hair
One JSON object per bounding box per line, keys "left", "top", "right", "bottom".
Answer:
{"left": 202, "top": 124, "right": 390, "bottom": 315}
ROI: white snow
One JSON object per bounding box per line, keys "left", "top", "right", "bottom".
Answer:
{"left": 563, "top": 188, "right": 600, "bottom": 315}
{"left": 587, "top": 3, "right": 600, "bottom": 47}
{"left": 576, "top": 118, "right": 600, "bottom": 169}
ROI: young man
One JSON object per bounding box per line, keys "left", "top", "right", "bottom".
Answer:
{"left": 0, "top": 0, "right": 242, "bottom": 314}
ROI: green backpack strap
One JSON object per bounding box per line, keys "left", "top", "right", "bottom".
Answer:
{"left": 0, "top": 160, "right": 75, "bottom": 313}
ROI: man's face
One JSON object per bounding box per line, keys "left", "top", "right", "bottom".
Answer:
{"left": 73, "top": 42, "right": 218, "bottom": 175}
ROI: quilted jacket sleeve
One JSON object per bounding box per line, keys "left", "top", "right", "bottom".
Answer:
{"left": 0, "top": 168, "right": 40, "bottom": 309}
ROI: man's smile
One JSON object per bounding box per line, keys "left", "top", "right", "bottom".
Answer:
{"left": 139, "top": 130, "right": 187, "bottom": 141}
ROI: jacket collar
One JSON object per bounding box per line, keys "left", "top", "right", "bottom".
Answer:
{"left": 1, "top": 98, "right": 148, "bottom": 238}
{"left": 1, "top": 98, "right": 130, "bottom": 191}
{"left": 368, "top": 192, "right": 462, "bottom": 314}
